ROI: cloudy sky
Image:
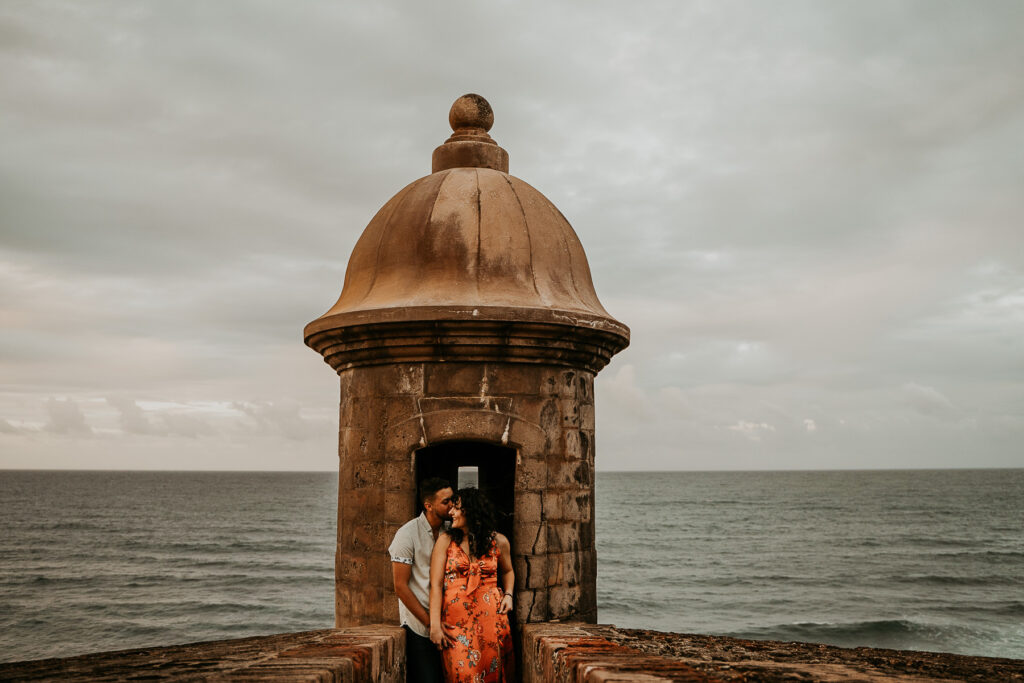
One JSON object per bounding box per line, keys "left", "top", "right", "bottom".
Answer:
{"left": 2, "top": 1, "right": 1022, "bottom": 471}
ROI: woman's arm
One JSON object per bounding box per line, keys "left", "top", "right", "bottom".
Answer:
{"left": 429, "top": 532, "right": 452, "bottom": 648}
{"left": 495, "top": 533, "right": 515, "bottom": 615}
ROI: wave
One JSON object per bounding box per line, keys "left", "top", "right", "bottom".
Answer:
{"left": 993, "top": 602, "right": 1024, "bottom": 617}
{"left": 34, "top": 520, "right": 103, "bottom": 531}
{"left": 928, "top": 549, "right": 1024, "bottom": 560}
{"left": 902, "top": 537, "right": 983, "bottom": 548}
{"left": 934, "top": 600, "right": 1024, "bottom": 618}
{"left": 25, "top": 575, "right": 96, "bottom": 586}
{"left": 890, "top": 573, "right": 1022, "bottom": 587}
{"left": 118, "top": 540, "right": 328, "bottom": 554}
{"left": 724, "top": 618, "right": 993, "bottom": 653}
{"left": 597, "top": 594, "right": 670, "bottom": 615}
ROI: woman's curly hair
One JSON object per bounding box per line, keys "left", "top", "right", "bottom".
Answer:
{"left": 448, "top": 487, "right": 499, "bottom": 559}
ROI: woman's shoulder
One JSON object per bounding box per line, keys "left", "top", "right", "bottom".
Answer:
{"left": 493, "top": 532, "right": 510, "bottom": 551}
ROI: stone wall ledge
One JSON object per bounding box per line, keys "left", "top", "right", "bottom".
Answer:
{"left": 4, "top": 623, "right": 1023, "bottom": 682}
{"left": 0, "top": 625, "right": 404, "bottom": 682}
{"left": 523, "top": 623, "right": 1024, "bottom": 683}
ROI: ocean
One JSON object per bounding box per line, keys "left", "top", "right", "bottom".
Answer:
{"left": 1, "top": 469, "right": 1021, "bottom": 663}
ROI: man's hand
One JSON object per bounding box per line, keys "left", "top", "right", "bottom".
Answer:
{"left": 391, "top": 562, "right": 430, "bottom": 628}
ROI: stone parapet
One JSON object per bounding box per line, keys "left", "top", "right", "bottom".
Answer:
{"left": 522, "top": 622, "right": 1024, "bottom": 682}
{"left": 5, "top": 623, "right": 1022, "bottom": 681}
{"left": 0, "top": 626, "right": 404, "bottom": 682}
{"left": 523, "top": 623, "right": 719, "bottom": 683}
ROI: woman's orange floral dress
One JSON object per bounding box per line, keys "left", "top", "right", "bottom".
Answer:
{"left": 440, "top": 538, "right": 514, "bottom": 683}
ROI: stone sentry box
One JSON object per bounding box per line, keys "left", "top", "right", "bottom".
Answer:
{"left": 304, "top": 94, "right": 629, "bottom": 629}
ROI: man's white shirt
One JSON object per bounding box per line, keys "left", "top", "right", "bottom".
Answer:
{"left": 388, "top": 512, "right": 439, "bottom": 637}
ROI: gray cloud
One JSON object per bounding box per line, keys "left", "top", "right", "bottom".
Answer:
{"left": 159, "top": 412, "right": 216, "bottom": 439}
{"left": 43, "top": 398, "right": 92, "bottom": 435}
{"left": 234, "top": 399, "right": 330, "bottom": 441}
{"left": 902, "top": 383, "right": 957, "bottom": 419}
{"left": 107, "top": 397, "right": 160, "bottom": 435}
{"left": 2, "top": 0, "right": 1022, "bottom": 470}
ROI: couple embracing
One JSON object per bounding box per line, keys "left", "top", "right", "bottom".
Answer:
{"left": 389, "top": 478, "right": 515, "bottom": 683}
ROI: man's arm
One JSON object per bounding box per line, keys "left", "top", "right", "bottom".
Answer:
{"left": 391, "top": 561, "right": 430, "bottom": 627}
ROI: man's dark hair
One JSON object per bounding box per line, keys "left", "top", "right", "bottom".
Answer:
{"left": 419, "top": 477, "right": 451, "bottom": 507}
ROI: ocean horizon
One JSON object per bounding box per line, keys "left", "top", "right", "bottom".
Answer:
{"left": 5, "top": 466, "right": 1022, "bottom": 472}
{"left": 2, "top": 468, "right": 1021, "bottom": 663}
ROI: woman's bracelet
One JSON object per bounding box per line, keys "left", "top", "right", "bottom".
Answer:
{"left": 503, "top": 592, "right": 512, "bottom": 597}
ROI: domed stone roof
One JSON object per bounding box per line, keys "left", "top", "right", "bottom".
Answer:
{"left": 319, "top": 167, "right": 615, "bottom": 320}
{"left": 305, "top": 95, "right": 628, "bottom": 373}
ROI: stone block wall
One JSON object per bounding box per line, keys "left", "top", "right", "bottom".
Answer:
{"left": 520, "top": 623, "right": 1024, "bottom": 682}
{"left": 334, "top": 361, "right": 598, "bottom": 627}
{"left": 9, "top": 623, "right": 1020, "bottom": 681}
{"left": 0, "top": 627, "right": 404, "bottom": 682}
{"left": 522, "top": 624, "right": 718, "bottom": 683}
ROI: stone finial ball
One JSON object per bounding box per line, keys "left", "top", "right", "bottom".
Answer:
{"left": 449, "top": 94, "right": 494, "bottom": 132}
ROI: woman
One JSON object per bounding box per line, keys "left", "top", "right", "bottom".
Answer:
{"left": 429, "top": 487, "right": 515, "bottom": 683}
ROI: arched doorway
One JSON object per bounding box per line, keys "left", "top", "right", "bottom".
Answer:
{"left": 415, "top": 441, "right": 516, "bottom": 541}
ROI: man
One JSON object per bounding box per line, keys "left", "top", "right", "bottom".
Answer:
{"left": 388, "top": 477, "right": 453, "bottom": 683}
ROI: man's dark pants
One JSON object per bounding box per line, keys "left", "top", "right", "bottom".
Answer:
{"left": 404, "top": 625, "right": 443, "bottom": 683}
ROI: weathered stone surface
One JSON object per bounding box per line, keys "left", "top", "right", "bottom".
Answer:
{"left": 519, "top": 589, "right": 549, "bottom": 625}
{"left": 512, "top": 514, "right": 543, "bottom": 543}
{"left": 0, "top": 627, "right": 404, "bottom": 682}
{"left": 548, "top": 585, "right": 583, "bottom": 621}
{"left": 517, "top": 454, "right": 547, "bottom": 490}
{"left": 506, "top": 417, "right": 548, "bottom": 456}
{"left": 522, "top": 623, "right": 1024, "bottom": 683}
{"left": 331, "top": 361, "right": 608, "bottom": 627}
{"left": 580, "top": 403, "right": 596, "bottom": 431}
{"left": 517, "top": 489, "right": 543, "bottom": 522}
{"left": 524, "top": 625, "right": 715, "bottom": 683}
{"left": 383, "top": 490, "right": 412, "bottom": 524}
{"left": 546, "top": 523, "right": 583, "bottom": 555}
{"left": 7, "top": 623, "right": 1019, "bottom": 682}
{"left": 530, "top": 552, "right": 552, "bottom": 587}
{"left": 327, "top": 358, "right": 618, "bottom": 630}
